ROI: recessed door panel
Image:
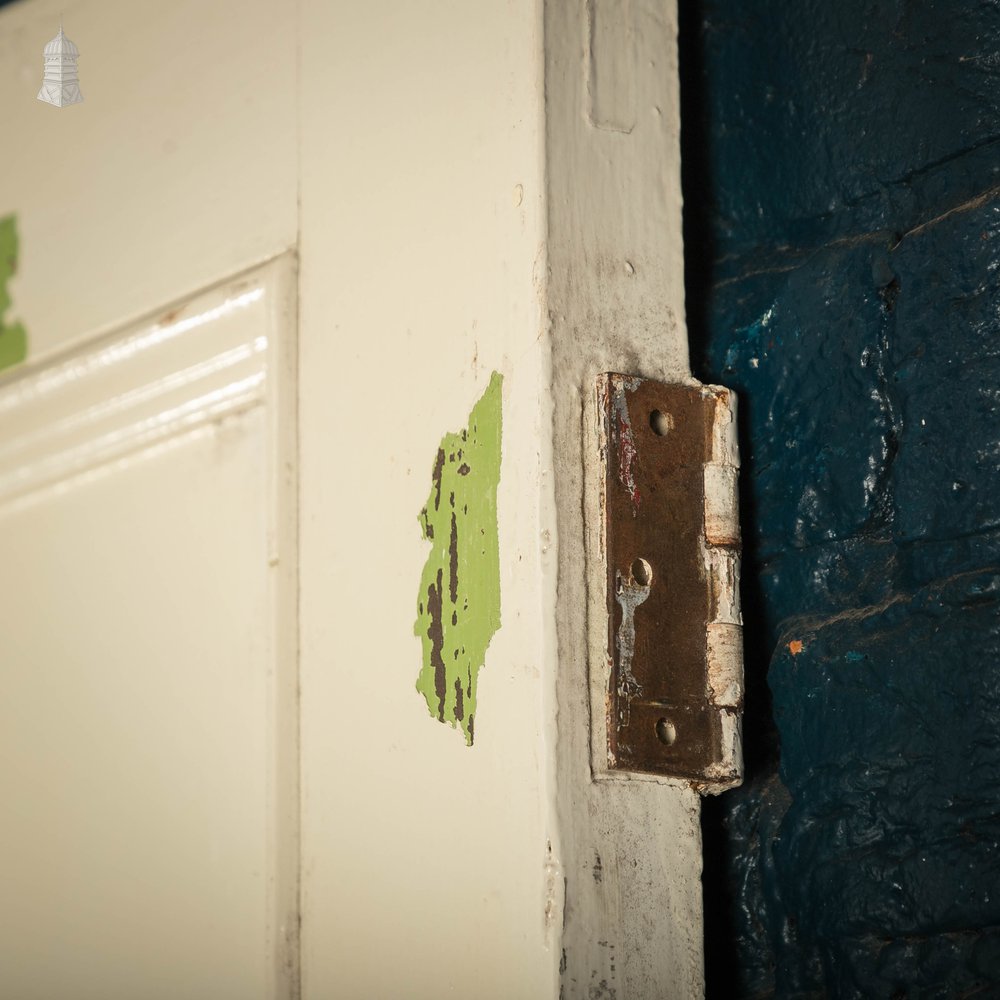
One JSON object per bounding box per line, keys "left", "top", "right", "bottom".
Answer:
{"left": 0, "top": 259, "right": 298, "bottom": 1000}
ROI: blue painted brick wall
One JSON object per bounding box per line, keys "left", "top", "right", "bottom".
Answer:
{"left": 683, "top": 2, "right": 1000, "bottom": 996}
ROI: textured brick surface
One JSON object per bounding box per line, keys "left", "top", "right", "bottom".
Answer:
{"left": 685, "top": 1, "right": 1000, "bottom": 995}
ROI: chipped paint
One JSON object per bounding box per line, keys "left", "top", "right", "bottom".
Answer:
{"left": 706, "top": 623, "right": 744, "bottom": 708}
{"left": 543, "top": 840, "right": 565, "bottom": 947}
{"left": 605, "top": 376, "right": 643, "bottom": 515}
{"left": 613, "top": 567, "right": 649, "bottom": 729}
{"left": 414, "top": 372, "right": 502, "bottom": 744}
{"left": 0, "top": 216, "right": 27, "bottom": 372}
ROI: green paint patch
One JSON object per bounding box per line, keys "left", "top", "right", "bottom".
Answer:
{"left": 0, "top": 216, "right": 27, "bottom": 372}
{"left": 415, "top": 372, "right": 503, "bottom": 745}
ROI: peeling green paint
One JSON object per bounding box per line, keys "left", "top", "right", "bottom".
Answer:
{"left": 415, "top": 372, "right": 503, "bottom": 745}
{"left": 0, "top": 216, "right": 27, "bottom": 372}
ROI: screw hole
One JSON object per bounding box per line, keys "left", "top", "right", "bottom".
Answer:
{"left": 655, "top": 718, "right": 676, "bottom": 746}
{"left": 649, "top": 410, "right": 673, "bottom": 436}
{"left": 631, "top": 558, "right": 652, "bottom": 586}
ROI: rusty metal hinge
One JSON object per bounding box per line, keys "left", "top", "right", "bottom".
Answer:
{"left": 593, "top": 374, "right": 744, "bottom": 792}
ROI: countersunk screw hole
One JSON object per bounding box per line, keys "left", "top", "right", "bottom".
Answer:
{"left": 631, "top": 558, "right": 652, "bottom": 586}
{"left": 650, "top": 410, "right": 673, "bottom": 436}
{"left": 655, "top": 718, "right": 676, "bottom": 746}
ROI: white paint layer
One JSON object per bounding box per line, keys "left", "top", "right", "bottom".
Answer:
{"left": 298, "top": 2, "right": 557, "bottom": 997}
{"left": 545, "top": 1, "right": 707, "bottom": 995}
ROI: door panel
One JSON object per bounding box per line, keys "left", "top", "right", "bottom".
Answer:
{"left": 0, "top": 258, "right": 298, "bottom": 1000}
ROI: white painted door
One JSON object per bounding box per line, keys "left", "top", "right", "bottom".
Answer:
{"left": 0, "top": 1, "right": 711, "bottom": 997}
